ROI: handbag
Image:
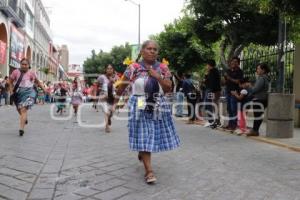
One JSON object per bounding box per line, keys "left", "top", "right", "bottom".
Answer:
{"left": 10, "top": 71, "right": 25, "bottom": 105}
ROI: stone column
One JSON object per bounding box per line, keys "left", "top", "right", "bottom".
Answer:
{"left": 294, "top": 44, "right": 300, "bottom": 127}
{"left": 266, "top": 93, "right": 295, "bottom": 138}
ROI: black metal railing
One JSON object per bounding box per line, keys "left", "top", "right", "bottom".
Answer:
{"left": 240, "top": 43, "right": 295, "bottom": 93}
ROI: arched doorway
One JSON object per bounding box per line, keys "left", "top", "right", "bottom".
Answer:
{"left": 0, "top": 23, "right": 8, "bottom": 76}
{"left": 26, "top": 46, "right": 31, "bottom": 62}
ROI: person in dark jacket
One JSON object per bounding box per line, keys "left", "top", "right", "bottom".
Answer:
{"left": 182, "top": 74, "right": 197, "bottom": 123}
{"left": 246, "top": 63, "right": 270, "bottom": 136}
{"left": 224, "top": 57, "right": 244, "bottom": 131}
{"left": 203, "top": 59, "right": 221, "bottom": 128}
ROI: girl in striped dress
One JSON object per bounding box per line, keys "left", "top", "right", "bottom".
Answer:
{"left": 114, "top": 40, "right": 180, "bottom": 184}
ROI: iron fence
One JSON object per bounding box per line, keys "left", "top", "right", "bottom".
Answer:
{"left": 240, "top": 43, "right": 295, "bottom": 93}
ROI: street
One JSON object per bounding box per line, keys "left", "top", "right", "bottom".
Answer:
{"left": 1, "top": 105, "right": 300, "bottom": 200}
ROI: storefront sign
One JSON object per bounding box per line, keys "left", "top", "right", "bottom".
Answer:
{"left": 0, "top": 40, "right": 6, "bottom": 64}
{"left": 9, "top": 25, "right": 24, "bottom": 68}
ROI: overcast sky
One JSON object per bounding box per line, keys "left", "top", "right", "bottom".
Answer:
{"left": 43, "top": 0, "right": 186, "bottom": 65}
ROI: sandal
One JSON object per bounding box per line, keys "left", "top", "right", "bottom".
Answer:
{"left": 105, "top": 126, "right": 110, "bottom": 133}
{"left": 144, "top": 171, "right": 157, "bottom": 184}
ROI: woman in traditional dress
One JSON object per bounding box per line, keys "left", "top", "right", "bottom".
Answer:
{"left": 114, "top": 40, "right": 180, "bottom": 184}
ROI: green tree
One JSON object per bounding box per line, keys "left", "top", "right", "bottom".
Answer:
{"left": 110, "top": 43, "right": 131, "bottom": 72}
{"left": 255, "top": 0, "right": 300, "bottom": 42}
{"left": 153, "top": 16, "right": 214, "bottom": 73}
{"left": 83, "top": 43, "right": 131, "bottom": 83}
{"left": 188, "top": 0, "right": 279, "bottom": 67}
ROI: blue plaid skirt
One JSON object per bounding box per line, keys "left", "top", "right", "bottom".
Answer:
{"left": 127, "top": 95, "right": 180, "bottom": 153}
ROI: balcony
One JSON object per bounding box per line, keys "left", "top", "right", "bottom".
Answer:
{"left": 0, "top": 0, "right": 25, "bottom": 27}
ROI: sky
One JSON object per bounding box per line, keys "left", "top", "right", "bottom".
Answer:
{"left": 43, "top": 0, "right": 186, "bottom": 66}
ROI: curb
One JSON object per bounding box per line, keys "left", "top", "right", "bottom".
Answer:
{"left": 248, "top": 136, "right": 300, "bottom": 153}
{"left": 180, "top": 119, "right": 300, "bottom": 153}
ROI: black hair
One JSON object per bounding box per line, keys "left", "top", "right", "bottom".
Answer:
{"left": 207, "top": 59, "right": 216, "bottom": 67}
{"left": 185, "top": 74, "right": 192, "bottom": 79}
{"left": 105, "top": 64, "right": 115, "bottom": 73}
{"left": 231, "top": 56, "right": 240, "bottom": 64}
{"left": 177, "top": 71, "right": 184, "bottom": 77}
{"left": 257, "top": 63, "right": 270, "bottom": 74}
{"left": 105, "top": 64, "right": 114, "bottom": 69}
{"left": 20, "top": 58, "right": 31, "bottom": 69}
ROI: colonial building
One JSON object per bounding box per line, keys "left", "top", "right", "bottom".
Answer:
{"left": 0, "top": 0, "right": 26, "bottom": 76}
{"left": 0, "top": 0, "right": 61, "bottom": 82}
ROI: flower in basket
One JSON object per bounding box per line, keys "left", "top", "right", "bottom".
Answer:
{"left": 123, "top": 57, "right": 134, "bottom": 66}
{"left": 162, "top": 58, "right": 169, "bottom": 65}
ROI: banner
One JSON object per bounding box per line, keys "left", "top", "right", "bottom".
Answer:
{"left": 9, "top": 25, "right": 24, "bottom": 68}
{"left": 67, "top": 64, "right": 83, "bottom": 77}
{"left": 0, "top": 40, "right": 6, "bottom": 64}
{"left": 130, "top": 44, "right": 140, "bottom": 61}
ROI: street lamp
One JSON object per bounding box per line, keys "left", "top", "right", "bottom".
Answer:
{"left": 125, "top": 0, "right": 141, "bottom": 50}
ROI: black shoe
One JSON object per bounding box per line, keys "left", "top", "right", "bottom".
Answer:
{"left": 19, "top": 130, "right": 24, "bottom": 136}
{"left": 210, "top": 124, "right": 217, "bottom": 129}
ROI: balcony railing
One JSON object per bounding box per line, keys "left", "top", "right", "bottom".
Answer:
{"left": 18, "top": 7, "right": 25, "bottom": 23}
{"left": 0, "top": 0, "right": 25, "bottom": 27}
{"left": 8, "top": 0, "right": 17, "bottom": 12}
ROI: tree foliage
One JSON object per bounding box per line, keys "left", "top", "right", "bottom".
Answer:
{"left": 188, "top": 0, "right": 279, "bottom": 67}
{"left": 83, "top": 43, "right": 131, "bottom": 82}
{"left": 153, "top": 16, "right": 214, "bottom": 73}
{"left": 254, "top": 0, "right": 300, "bottom": 42}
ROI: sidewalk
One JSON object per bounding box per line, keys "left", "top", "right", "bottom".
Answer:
{"left": 189, "top": 117, "right": 300, "bottom": 152}
{"left": 248, "top": 122, "right": 300, "bottom": 152}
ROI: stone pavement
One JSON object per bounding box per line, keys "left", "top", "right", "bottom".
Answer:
{"left": 1, "top": 104, "right": 300, "bottom": 200}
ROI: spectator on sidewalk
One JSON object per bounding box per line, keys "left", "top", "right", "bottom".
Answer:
{"left": 8, "top": 58, "right": 48, "bottom": 136}
{"left": 203, "top": 59, "right": 221, "bottom": 129}
{"left": 114, "top": 40, "right": 180, "bottom": 184}
{"left": 231, "top": 78, "right": 252, "bottom": 135}
{"left": 182, "top": 73, "right": 198, "bottom": 123}
{"left": 223, "top": 57, "right": 244, "bottom": 131}
{"left": 246, "top": 63, "right": 270, "bottom": 136}
{"left": 3, "top": 76, "right": 9, "bottom": 105}
{"left": 0, "top": 76, "right": 9, "bottom": 105}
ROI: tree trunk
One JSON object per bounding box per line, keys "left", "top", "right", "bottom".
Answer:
{"left": 233, "top": 44, "right": 244, "bottom": 57}
{"left": 219, "top": 39, "right": 228, "bottom": 69}
{"left": 220, "top": 39, "right": 244, "bottom": 70}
